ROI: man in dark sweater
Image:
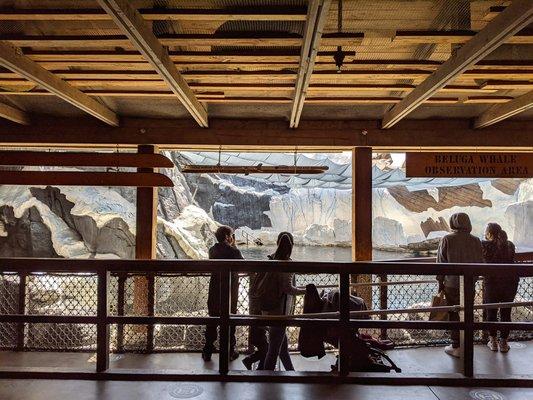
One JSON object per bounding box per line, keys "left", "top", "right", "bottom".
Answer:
{"left": 202, "top": 225, "right": 243, "bottom": 362}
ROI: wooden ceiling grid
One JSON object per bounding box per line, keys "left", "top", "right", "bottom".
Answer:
{"left": 0, "top": 0, "right": 531, "bottom": 129}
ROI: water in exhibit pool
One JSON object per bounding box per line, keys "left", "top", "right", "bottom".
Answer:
{"left": 239, "top": 245, "right": 411, "bottom": 262}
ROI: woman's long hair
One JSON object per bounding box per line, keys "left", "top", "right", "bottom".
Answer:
{"left": 486, "top": 223, "right": 507, "bottom": 249}
{"left": 486, "top": 223, "right": 512, "bottom": 261}
{"left": 273, "top": 232, "right": 294, "bottom": 261}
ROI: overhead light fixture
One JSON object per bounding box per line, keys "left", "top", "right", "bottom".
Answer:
{"left": 182, "top": 165, "right": 328, "bottom": 175}
{"left": 181, "top": 148, "right": 329, "bottom": 175}
{"left": 334, "top": 0, "right": 348, "bottom": 73}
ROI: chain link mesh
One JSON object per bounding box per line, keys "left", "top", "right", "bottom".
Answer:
{"left": 0, "top": 271, "right": 531, "bottom": 352}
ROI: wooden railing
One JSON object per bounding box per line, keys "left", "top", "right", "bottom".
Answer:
{"left": 0, "top": 257, "right": 532, "bottom": 386}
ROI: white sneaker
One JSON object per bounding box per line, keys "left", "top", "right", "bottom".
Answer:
{"left": 444, "top": 344, "right": 461, "bottom": 358}
{"left": 499, "top": 339, "right": 510, "bottom": 353}
{"left": 487, "top": 336, "right": 498, "bottom": 351}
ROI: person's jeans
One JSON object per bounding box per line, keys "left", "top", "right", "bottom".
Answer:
{"left": 444, "top": 286, "right": 460, "bottom": 348}
{"left": 204, "top": 313, "right": 236, "bottom": 353}
{"left": 484, "top": 278, "right": 519, "bottom": 339}
{"left": 244, "top": 325, "right": 268, "bottom": 369}
{"left": 263, "top": 326, "right": 294, "bottom": 371}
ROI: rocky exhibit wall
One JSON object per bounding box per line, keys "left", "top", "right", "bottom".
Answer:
{"left": 1, "top": 152, "right": 532, "bottom": 259}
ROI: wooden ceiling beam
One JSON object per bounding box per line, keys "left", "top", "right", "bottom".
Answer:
{"left": 0, "top": 102, "right": 29, "bottom": 125}
{"left": 96, "top": 0, "right": 207, "bottom": 127}
{"left": 381, "top": 0, "right": 533, "bottom": 129}
{"left": 481, "top": 80, "right": 533, "bottom": 90}
{"left": 0, "top": 84, "right": 498, "bottom": 97}
{"left": 0, "top": 7, "right": 307, "bottom": 21}
{"left": 0, "top": 151, "right": 173, "bottom": 168}
{"left": 0, "top": 117, "right": 531, "bottom": 150}
{"left": 290, "top": 0, "right": 331, "bottom": 128}
{"left": 3, "top": 69, "right": 532, "bottom": 81}
{"left": 0, "top": 41, "right": 118, "bottom": 126}
{"left": 0, "top": 171, "right": 173, "bottom": 187}
{"left": 474, "top": 91, "right": 533, "bottom": 128}
{"left": 4, "top": 31, "right": 532, "bottom": 48}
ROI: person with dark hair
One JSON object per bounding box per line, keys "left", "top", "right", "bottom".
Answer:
{"left": 482, "top": 223, "right": 517, "bottom": 353}
{"left": 202, "top": 225, "right": 243, "bottom": 362}
{"left": 436, "top": 212, "right": 483, "bottom": 358}
{"left": 257, "top": 232, "right": 306, "bottom": 371}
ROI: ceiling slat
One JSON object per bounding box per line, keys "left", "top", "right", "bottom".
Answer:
{"left": 381, "top": 0, "right": 533, "bottom": 129}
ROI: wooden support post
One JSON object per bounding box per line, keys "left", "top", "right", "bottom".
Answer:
{"left": 96, "top": 269, "right": 110, "bottom": 373}
{"left": 351, "top": 147, "right": 373, "bottom": 308}
{"left": 133, "top": 144, "right": 158, "bottom": 346}
{"left": 461, "top": 274, "right": 475, "bottom": 377}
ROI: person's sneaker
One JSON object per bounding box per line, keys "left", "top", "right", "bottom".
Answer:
{"left": 444, "top": 345, "right": 461, "bottom": 358}
{"left": 242, "top": 356, "right": 253, "bottom": 370}
{"left": 230, "top": 350, "right": 239, "bottom": 361}
{"left": 499, "top": 339, "right": 510, "bottom": 353}
{"left": 201, "top": 347, "right": 213, "bottom": 362}
{"left": 487, "top": 336, "right": 498, "bottom": 351}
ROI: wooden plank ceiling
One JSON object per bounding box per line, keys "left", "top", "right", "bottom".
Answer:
{"left": 0, "top": 0, "right": 532, "bottom": 129}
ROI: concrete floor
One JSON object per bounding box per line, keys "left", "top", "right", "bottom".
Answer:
{"left": 0, "top": 343, "right": 531, "bottom": 375}
{"left": 0, "top": 345, "right": 532, "bottom": 399}
{"left": 0, "top": 379, "right": 532, "bottom": 400}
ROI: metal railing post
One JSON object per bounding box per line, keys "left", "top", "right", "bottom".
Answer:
{"left": 146, "top": 273, "right": 155, "bottom": 352}
{"left": 116, "top": 273, "right": 126, "bottom": 353}
{"left": 462, "top": 273, "right": 475, "bottom": 378}
{"left": 219, "top": 269, "right": 231, "bottom": 374}
{"left": 379, "top": 274, "right": 388, "bottom": 340}
{"left": 96, "top": 268, "right": 110, "bottom": 373}
{"left": 338, "top": 271, "right": 351, "bottom": 376}
{"left": 16, "top": 272, "right": 27, "bottom": 351}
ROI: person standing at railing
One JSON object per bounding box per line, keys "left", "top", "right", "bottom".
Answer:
{"left": 202, "top": 225, "right": 243, "bottom": 363}
{"left": 256, "top": 232, "right": 306, "bottom": 371}
{"left": 482, "top": 223, "right": 517, "bottom": 353}
{"left": 241, "top": 271, "right": 269, "bottom": 370}
{"left": 436, "top": 212, "right": 483, "bottom": 358}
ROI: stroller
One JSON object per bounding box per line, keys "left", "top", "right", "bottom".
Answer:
{"left": 298, "top": 284, "right": 401, "bottom": 373}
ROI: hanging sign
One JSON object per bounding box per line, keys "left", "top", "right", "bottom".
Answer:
{"left": 405, "top": 152, "right": 533, "bottom": 178}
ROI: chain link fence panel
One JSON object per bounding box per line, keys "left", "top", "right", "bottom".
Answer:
{"left": 0, "top": 271, "right": 531, "bottom": 353}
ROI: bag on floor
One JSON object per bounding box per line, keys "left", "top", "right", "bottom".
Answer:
{"left": 429, "top": 290, "right": 449, "bottom": 321}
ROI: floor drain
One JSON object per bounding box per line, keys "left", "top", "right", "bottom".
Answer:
{"left": 469, "top": 389, "right": 506, "bottom": 400}
{"left": 168, "top": 383, "right": 204, "bottom": 399}
{"left": 508, "top": 342, "right": 526, "bottom": 349}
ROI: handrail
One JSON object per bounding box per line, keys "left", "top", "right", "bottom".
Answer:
{"left": 0, "top": 257, "right": 532, "bottom": 384}
{"left": 1, "top": 257, "right": 532, "bottom": 276}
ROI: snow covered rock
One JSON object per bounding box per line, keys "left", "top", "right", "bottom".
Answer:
{"left": 372, "top": 216, "right": 407, "bottom": 246}
{"left": 303, "top": 224, "right": 336, "bottom": 245}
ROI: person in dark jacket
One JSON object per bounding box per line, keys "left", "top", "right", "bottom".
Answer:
{"left": 241, "top": 272, "right": 269, "bottom": 370}
{"left": 436, "top": 212, "right": 483, "bottom": 358}
{"left": 482, "top": 223, "right": 517, "bottom": 353}
{"left": 259, "top": 232, "right": 306, "bottom": 371}
{"left": 202, "top": 225, "right": 243, "bottom": 362}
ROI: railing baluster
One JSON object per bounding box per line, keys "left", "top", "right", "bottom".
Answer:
{"left": 219, "top": 269, "right": 230, "bottom": 374}
{"left": 379, "top": 274, "right": 388, "bottom": 340}
{"left": 338, "top": 271, "right": 351, "bottom": 376}
{"left": 146, "top": 273, "right": 155, "bottom": 352}
{"left": 116, "top": 273, "right": 126, "bottom": 353}
{"left": 96, "top": 268, "right": 110, "bottom": 373}
{"left": 16, "top": 272, "right": 26, "bottom": 351}
{"left": 463, "top": 273, "right": 475, "bottom": 378}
